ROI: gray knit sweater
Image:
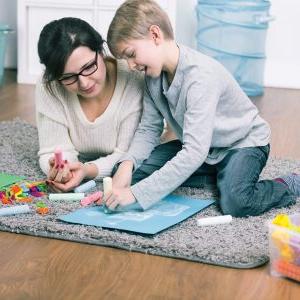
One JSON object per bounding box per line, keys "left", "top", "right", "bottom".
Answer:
{"left": 121, "top": 44, "right": 270, "bottom": 209}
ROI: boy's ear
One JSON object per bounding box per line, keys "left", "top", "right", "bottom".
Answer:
{"left": 149, "top": 25, "right": 163, "bottom": 45}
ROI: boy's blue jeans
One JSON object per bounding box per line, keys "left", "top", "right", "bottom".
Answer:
{"left": 131, "top": 140, "right": 296, "bottom": 217}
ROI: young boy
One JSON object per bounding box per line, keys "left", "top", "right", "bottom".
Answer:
{"left": 104, "top": 0, "right": 296, "bottom": 217}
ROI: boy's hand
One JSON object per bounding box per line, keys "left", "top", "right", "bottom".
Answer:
{"left": 104, "top": 187, "right": 136, "bottom": 210}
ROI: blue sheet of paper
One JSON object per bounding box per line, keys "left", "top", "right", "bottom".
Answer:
{"left": 59, "top": 195, "right": 215, "bottom": 234}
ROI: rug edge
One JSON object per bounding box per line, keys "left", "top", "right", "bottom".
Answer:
{"left": 0, "top": 226, "right": 269, "bottom": 269}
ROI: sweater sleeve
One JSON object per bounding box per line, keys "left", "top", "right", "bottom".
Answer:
{"left": 131, "top": 79, "right": 221, "bottom": 210}
{"left": 35, "top": 80, "right": 79, "bottom": 175}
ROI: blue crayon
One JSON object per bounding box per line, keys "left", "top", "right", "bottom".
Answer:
{"left": 74, "top": 180, "right": 96, "bottom": 193}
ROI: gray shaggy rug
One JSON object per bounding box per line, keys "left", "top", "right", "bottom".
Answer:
{"left": 0, "top": 119, "right": 299, "bottom": 269}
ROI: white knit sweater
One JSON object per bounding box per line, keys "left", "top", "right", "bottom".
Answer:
{"left": 36, "top": 60, "right": 144, "bottom": 179}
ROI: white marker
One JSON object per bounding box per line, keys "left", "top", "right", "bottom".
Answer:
{"left": 197, "top": 215, "right": 232, "bottom": 226}
{"left": 74, "top": 180, "right": 96, "bottom": 193}
{"left": 0, "top": 205, "right": 31, "bottom": 216}
{"left": 103, "top": 177, "right": 113, "bottom": 213}
{"left": 49, "top": 193, "right": 85, "bottom": 201}
{"left": 103, "top": 177, "right": 112, "bottom": 198}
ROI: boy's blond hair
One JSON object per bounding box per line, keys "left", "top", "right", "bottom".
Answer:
{"left": 107, "top": 0, "right": 174, "bottom": 57}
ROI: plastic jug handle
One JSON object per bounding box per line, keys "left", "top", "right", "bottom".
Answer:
{"left": 254, "top": 15, "right": 275, "bottom": 24}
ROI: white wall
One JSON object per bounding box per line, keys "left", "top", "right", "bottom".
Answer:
{"left": 0, "top": 0, "right": 17, "bottom": 68}
{"left": 175, "top": 0, "right": 197, "bottom": 49}
{"left": 2, "top": 0, "right": 198, "bottom": 69}
{"left": 1, "top": 0, "right": 300, "bottom": 89}
{"left": 264, "top": 0, "right": 300, "bottom": 89}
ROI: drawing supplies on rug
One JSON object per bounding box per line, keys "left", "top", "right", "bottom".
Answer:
{"left": 0, "top": 204, "right": 30, "bottom": 216}
{"left": 54, "top": 147, "right": 63, "bottom": 167}
{"left": 81, "top": 191, "right": 102, "bottom": 207}
{"left": 103, "top": 177, "right": 113, "bottom": 214}
{"left": 0, "top": 173, "right": 24, "bottom": 189}
{"left": 74, "top": 180, "right": 96, "bottom": 193}
{"left": 0, "top": 179, "right": 47, "bottom": 204}
{"left": 49, "top": 193, "right": 85, "bottom": 201}
{"left": 103, "top": 177, "right": 112, "bottom": 197}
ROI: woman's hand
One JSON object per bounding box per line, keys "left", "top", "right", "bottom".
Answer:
{"left": 48, "top": 157, "right": 72, "bottom": 184}
{"left": 48, "top": 162, "right": 87, "bottom": 192}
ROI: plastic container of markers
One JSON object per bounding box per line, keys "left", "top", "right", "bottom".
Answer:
{"left": 268, "top": 214, "right": 300, "bottom": 282}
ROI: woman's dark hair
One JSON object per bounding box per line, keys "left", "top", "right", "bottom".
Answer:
{"left": 38, "top": 17, "right": 105, "bottom": 95}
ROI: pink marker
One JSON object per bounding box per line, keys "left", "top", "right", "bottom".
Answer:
{"left": 80, "top": 191, "right": 103, "bottom": 207}
{"left": 54, "top": 147, "right": 63, "bottom": 167}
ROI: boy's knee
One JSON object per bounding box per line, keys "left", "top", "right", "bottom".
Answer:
{"left": 132, "top": 168, "right": 149, "bottom": 185}
{"left": 220, "top": 189, "right": 255, "bottom": 217}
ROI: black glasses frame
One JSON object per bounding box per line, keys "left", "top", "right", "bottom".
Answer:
{"left": 58, "top": 52, "right": 98, "bottom": 85}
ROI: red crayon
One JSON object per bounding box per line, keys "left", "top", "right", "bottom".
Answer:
{"left": 81, "top": 191, "right": 103, "bottom": 207}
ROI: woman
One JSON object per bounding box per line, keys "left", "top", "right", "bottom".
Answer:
{"left": 36, "top": 17, "right": 143, "bottom": 192}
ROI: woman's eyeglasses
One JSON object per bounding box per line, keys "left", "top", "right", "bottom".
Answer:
{"left": 58, "top": 52, "right": 98, "bottom": 85}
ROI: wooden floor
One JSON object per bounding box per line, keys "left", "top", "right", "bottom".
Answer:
{"left": 0, "top": 70, "right": 299, "bottom": 299}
